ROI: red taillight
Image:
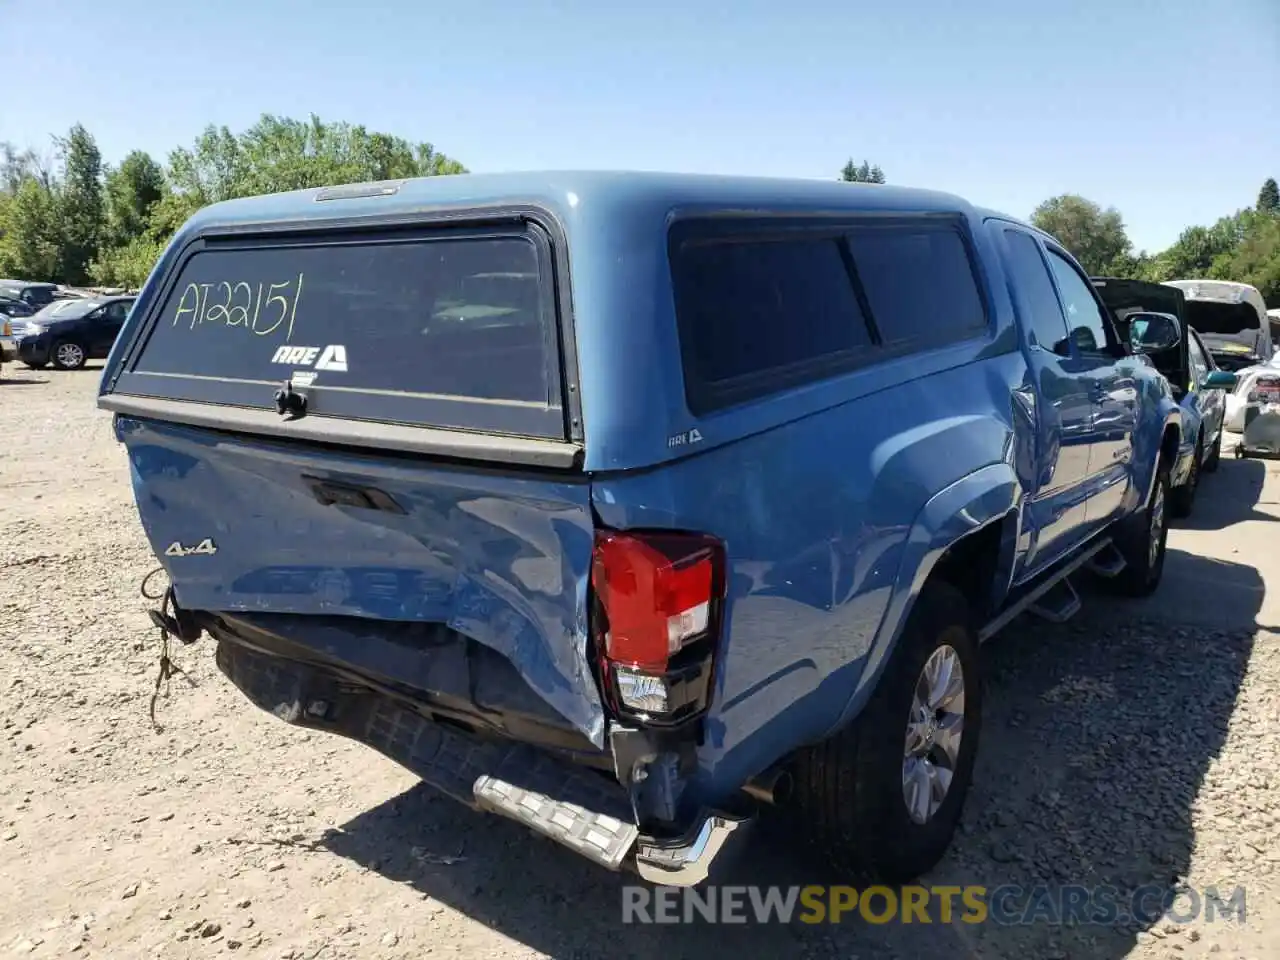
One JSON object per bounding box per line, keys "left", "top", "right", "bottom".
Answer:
{"left": 591, "top": 529, "right": 725, "bottom": 722}
{"left": 592, "top": 531, "right": 720, "bottom": 670}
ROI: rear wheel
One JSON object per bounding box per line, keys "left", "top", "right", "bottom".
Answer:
{"left": 1108, "top": 458, "right": 1170, "bottom": 597}
{"left": 789, "top": 580, "right": 981, "bottom": 882}
{"left": 52, "top": 340, "right": 87, "bottom": 371}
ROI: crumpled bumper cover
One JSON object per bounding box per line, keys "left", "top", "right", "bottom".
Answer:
{"left": 214, "top": 637, "right": 749, "bottom": 886}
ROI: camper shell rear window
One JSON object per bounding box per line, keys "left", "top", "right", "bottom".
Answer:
{"left": 114, "top": 224, "right": 567, "bottom": 440}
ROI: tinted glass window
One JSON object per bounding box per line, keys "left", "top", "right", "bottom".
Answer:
{"left": 1046, "top": 250, "right": 1111, "bottom": 355}
{"left": 34, "top": 299, "right": 97, "bottom": 321}
{"left": 670, "top": 232, "right": 872, "bottom": 410}
{"left": 103, "top": 300, "right": 133, "bottom": 321}
{"left": 1002, "top": 230, "right": 1070, "bottom": 354}
{"left": 1188, "top": 333, "right": 1209, "bottom": 385}
{"left": 134, "top": 234, "right": 553, "bottom": 408}
{"left": 23, "top": 287, "right": 56, "bottom": 306}
{"left": 845, "top": 225, "right": 986, "bottom": 345}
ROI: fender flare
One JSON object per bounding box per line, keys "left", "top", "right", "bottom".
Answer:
{"left": 825, "top": 461, "right": 1022, "bottom": 737}
{"left": 1139, "top": 409, "right": 1183, "bottom": 507}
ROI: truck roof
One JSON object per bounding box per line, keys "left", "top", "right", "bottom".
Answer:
{"left": 180, "top": 170, "right": 992, "bottom": 233}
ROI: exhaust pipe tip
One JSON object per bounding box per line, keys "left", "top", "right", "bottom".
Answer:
{"left": 742, "top": 767, "right": 793, "bottom": 806}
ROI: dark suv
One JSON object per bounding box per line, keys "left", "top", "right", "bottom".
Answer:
{"left": 17, "top": 296, "right": 136, "bottom": 370}
{"left": 0, "top": 280, "right": 59, "bottom": 310}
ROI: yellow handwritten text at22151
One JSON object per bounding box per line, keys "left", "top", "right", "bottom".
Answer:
{"left": 170, "top": 273, "right": 305, "bottom": 340}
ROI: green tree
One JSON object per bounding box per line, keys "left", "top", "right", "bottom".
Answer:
{"left": 1148, "top": 211, "right": 1255, "bottom": 280}
{"left": 0, "top": 178, "right": 61, "bottom": 280}
{"left": 166, "top": 124, "right": 247, "bottom": 208}
{"left": 104, "top": 151, "right": 165, "bottom": 247}
{"left": 1258, "top": 178, "right": 1279, "bottom": 214}
{"left": 1102, "top": 249, "right": 1157, "bottom": 281}
{"left": 0, "top": 142, "right": 52, "bottom": 192}
{"left": 1209, "top": 214, "right": 1280, "bottom": 306}
{"left": 53, "top": 124, "right": 105, "bottom": 284}
{"left": 1030, "top": 195, "right": 1131, "bottom": 275}
{"left": 840, "top": 158, "right": 886, "bottom": 184}
{"left": 89, "top": 235, "right": 167, "bottom": 288}
{"left": 1, "top": 116, "right": 468, "bottom": 287}
{"left": 167, "top": 113, "right": 466, "bottom": 209}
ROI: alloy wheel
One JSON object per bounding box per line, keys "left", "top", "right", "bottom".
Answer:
{"left": 902, "top": 644, "right": 966, "bottom": 825}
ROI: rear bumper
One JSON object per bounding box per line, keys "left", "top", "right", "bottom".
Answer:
{"left": 214, "top": 635, "right": 750, "bottom": 886}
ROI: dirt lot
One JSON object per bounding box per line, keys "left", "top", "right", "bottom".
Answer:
{"left": 2, "top": 364, "right": 1278, "bottom": 960}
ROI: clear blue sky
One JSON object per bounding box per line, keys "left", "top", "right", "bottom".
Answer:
{"left": 5, "top": 0, "right": 1278, "bottom": 252}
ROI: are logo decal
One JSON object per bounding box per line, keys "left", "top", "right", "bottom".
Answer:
{"left": 271, "top": 344, "right": 348, "bottom": 372}
{"left": 667, "top": 428, "right": 704, "bottom": 449}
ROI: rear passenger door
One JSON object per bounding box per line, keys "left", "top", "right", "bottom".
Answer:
{"left": 997, "top": 226, "right": 1098, "bottom": 573}
{"left": 1042, "top": 246, "right": 1138, "bottom": 526}
{"left": 89, "top": 300, "right": 131, "bottom": 357}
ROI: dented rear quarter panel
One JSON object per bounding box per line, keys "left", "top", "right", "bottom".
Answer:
{"left": 589, "top": 205, "right": 1036, "bottom": 804}
{"left": 591, "top": 351, "right": 1029, "bottom": 802}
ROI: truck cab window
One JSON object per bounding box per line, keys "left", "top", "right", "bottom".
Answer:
{"left": 1001, "top": 229, "right": 1070, "bottom": 355}
{"left": 1046, "top": 250, "right": 1113, "bottom": 357}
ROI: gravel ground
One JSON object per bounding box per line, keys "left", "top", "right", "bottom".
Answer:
{"left": 1, "top": 364, "right": 1278, "bottom": 960}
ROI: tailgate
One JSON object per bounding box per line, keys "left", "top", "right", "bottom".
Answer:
{"left": 118, "top": 415, "right": 604, "bottom": 743}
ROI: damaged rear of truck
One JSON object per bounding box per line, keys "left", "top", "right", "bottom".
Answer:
{"left": 101, "top": 175, "right": 777, "bottom": 885}
{"left": 100, "top": 171, "right": 1173, "bottom": 887}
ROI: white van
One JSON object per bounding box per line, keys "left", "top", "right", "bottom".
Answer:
{"left": 1163, "top": 279, "right": 1273, "bottom": 371}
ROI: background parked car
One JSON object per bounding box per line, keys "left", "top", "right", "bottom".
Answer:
{"left": 1093, "top": 277, "right": 1236, "bottom": 516}
{"left": 15, "top": 295, "right": 136, "bottom": 370}
{"left": 0, "top": 296, "right": 36, "bottom": 319}
{"left": 0, "top": 315, "right": 16, "bottom": 373}
{"left": 1163, "top": 279, "right": 1273, "bottom": 371}
{"left": 0, "top": 280, "right": 60, "bottom": 310}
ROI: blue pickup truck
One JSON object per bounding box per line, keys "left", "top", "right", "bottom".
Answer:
{"left": 99, "top": 172, "right": 1183, "bottom": 886}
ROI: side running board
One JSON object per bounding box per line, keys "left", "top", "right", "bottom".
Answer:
{"left": 977, "top": 537, "right": 1113, "bottom": 643}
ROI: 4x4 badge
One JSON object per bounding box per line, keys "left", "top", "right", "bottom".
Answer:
{"left": 165, "top": 538, "right": 218, "bottom": 558}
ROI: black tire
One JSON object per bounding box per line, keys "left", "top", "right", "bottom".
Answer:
{"left": 1107, "top": 459, "right": 1170, "bottom": 597}
{"left": 51, "top": 340, "right": 87, "bottom": 371}
{"left": 1168, "top": 436, "right": 1201, "bottom": 519}
{"left": 788, "top": 580, "right": 982, "bottom": 883}
{"left": 1203, "top": 429, "right": 1223, "bottom": 473}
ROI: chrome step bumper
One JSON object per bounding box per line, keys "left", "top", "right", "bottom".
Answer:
{"left": 632, "top": 812, "right": 749, "bottom": 886}
{"left": 475, "top": 774, "right": 749, "bottom": 885}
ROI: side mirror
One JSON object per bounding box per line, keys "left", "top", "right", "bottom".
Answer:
{"left": 1128, "top": 312, "right": 1181, "bottom": 353}
{"left": 1070, "top": 326, "right": 1100, "bottom": 354}
{"left": 1202, "top": 370, "right": 1238, "bottom": 391}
